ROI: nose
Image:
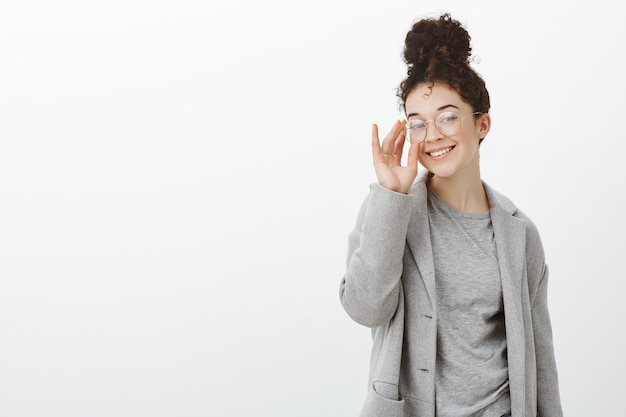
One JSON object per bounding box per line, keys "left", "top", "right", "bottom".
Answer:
{"left": 424, "top": 120, "right": 442, "bottom": 143}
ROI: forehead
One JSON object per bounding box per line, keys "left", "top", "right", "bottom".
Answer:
{"left": 405, "top": 83, "right": 469, "bottom": 116}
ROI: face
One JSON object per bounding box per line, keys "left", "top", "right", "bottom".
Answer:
{"left": 405, "top": 83, "right": 490, "bottom": 180}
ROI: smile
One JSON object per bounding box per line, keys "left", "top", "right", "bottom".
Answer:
{"left": 429, "top": 146, "right": 454, "bottom": 157}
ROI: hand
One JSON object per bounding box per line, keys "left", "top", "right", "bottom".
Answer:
{"left": 371, "top": 120, "right": 419, "bottom": 194}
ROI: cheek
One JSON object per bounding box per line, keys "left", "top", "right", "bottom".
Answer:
{"left": 417, "top": 153, "right": 431, "bottom": 169}
{"left": 461, "top": 129, "right": 481, "bottom": 146}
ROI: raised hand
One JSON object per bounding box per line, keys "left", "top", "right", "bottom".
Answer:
{"left": 371, "top": 120, "right": 420, "bottom": 194}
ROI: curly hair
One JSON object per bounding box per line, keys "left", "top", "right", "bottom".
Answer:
{"left": 398, "top": 14, "right": 490, "bottom": 120}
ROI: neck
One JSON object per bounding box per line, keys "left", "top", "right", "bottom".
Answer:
{"left": 428, "top": 165, "right": 489, "bottom": 214}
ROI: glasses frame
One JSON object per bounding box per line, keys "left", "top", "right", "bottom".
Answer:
{"left": 405, "top": 111, "right": 482, "bottom": 144}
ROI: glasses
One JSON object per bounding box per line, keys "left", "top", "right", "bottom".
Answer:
{"left": 405, "top": 111, "right": 481, "bottom": 144}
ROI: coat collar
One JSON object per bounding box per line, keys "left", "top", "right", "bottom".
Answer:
{"left": 405, "top": 169, "right": 527, "bottom": 312}
{"left": 412, "top": 169, "right": 518, "bottom": 216}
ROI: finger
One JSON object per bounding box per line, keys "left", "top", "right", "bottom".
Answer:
{"left": 392, "top": 121, "right": 406, "bottom": 161}
{"left": 371, "top": 124, "right": 383, "bottom": 163}
{"left": 406, "top": 141, "right": 420, "bottom": 170}
{"left": 381, "top": 120, "right": 403, "bottom": 155}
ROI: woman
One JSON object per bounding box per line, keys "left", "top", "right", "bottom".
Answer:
{"left": 339, "top": 13, "right": 562, "bottom": 417}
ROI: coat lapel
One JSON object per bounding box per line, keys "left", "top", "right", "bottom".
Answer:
{"left": 406, "top": 173, "right": 437, "bottom": 307}
{"left": 402, "top": 175, "right": 531, "bottom": 415}
{"left": 402, "top": 175, "right": 531, "bottom": 416}
{"left": 486, "top": 183, "right": 528, "bottom": 415}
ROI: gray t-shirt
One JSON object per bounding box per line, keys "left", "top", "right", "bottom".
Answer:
{"left": 427, "top": 187, "right": 510, "bottom": 417}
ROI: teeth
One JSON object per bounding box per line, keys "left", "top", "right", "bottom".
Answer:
{"left": 430, "top": 147, "right": 452, "bottom": 157}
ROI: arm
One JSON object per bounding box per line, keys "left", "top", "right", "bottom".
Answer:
{"left": 339, "top": 184, "right": 412, "bottom": 328}
{"left": 339, "top": 121, "right": 419, "bottom": 328}
{"left": 531, "top": 264, "right": 564, "bottom": 417}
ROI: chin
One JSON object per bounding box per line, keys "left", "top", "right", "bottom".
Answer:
{"left": 423, "top": 163, "right": 457, "bottom": 178}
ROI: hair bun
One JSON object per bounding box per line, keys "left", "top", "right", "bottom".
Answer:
{"left": 403, "top": 13, "right": 471, "bottom": 67}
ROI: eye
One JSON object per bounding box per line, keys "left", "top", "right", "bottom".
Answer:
{"left": 408, "top": 120, "right": 426, "bottom": 131}
{"left": 438, "top": 112, "right": 460, "bottom": 125}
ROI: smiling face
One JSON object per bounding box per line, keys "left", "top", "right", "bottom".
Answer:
{"left": 405, "top": 83, "right": 490, "bottom": 181}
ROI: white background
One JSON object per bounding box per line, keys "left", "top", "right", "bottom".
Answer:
{"left": 1, "top": 0, "right": 624, "bottom": 416}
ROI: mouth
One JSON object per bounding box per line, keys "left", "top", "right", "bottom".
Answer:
{"left": 428, "top": 146, "right": 455, "bottom": 157}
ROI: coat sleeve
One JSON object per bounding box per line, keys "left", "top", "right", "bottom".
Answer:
{"left": 531, "top": 264, "right": 564, "bottom": 417}
{"left": 339, "top": 184, "right": 413, "bottom": 328}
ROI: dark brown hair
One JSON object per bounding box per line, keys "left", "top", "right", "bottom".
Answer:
{"left": 398, "top": 14, "right": 490, "bottom": 119}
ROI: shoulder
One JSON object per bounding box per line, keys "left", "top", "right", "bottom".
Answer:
{"left": 484, "top": 181, "right": 545, "bottom": 253}
{"left": 484, "top": 181, "right": 531, "bottom": 223}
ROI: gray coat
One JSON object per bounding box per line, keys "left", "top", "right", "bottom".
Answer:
{"left": 340, "top": 170, "right": 563, "bottom": 417}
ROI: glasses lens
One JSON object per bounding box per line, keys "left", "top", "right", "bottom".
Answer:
{"left": 436, "top": 112, "right": 461, "bottom": 136}
{"left": 407, "top": 120, "right": 426, "bottom": 144}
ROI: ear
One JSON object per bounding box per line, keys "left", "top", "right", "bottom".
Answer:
{"left": 477, "top": 113, "right": 491, "bottom": 140}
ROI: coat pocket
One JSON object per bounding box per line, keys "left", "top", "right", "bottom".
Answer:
{"left": 359, "top": 381, "right": 405, "bottom": 417}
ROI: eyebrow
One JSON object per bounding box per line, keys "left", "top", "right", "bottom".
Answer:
{"left": 407, "top": 104, "right": 460, "bottom": 118}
